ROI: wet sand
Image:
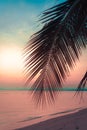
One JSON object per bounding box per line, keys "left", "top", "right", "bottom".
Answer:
{"left": 0, "top": 91, "right": 87, "bottom": 130}
{"left": 17, "top": 108, "right": 87, "bottom": 130}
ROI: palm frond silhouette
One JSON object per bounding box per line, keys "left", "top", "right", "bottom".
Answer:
{"left": 77, "top": 71, "right": 87, "bottom": 91}
{"left": 24, "top": 0, "right": 87, "bottom": 104}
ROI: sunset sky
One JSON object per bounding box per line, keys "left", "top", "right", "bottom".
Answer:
{"left": 0, "top": 0, "right": 87, "bottom": 88}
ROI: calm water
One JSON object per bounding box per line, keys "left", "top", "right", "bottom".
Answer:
{"left": 0, "top": 91, "right": 87, "bottom": 130}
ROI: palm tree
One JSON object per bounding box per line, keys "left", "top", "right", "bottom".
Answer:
{"left": 24, "top": 0, "right": 87, "bottom": 104}
{"left": 77, "top": 71, "right": 87, "bottom": 91}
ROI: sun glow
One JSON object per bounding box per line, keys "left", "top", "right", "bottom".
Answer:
{"left": 0, "top": 47, "right": 23, "bottom": 69}
{"left": 0, "top": 46, "right": 24, "bottom": 84}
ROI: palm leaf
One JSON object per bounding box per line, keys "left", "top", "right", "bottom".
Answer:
{"left": 76, "top": 72, "right": 87, "bottom": 92}
{"left": 24, "top": 0, "right": 87, "bottom": 104}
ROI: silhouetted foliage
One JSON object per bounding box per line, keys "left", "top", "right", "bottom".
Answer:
{"left": 77, "top": 71, "right": 87, "bottom": 91}
{"left": 24, "top": 0, "right": 87, "bottom": 104}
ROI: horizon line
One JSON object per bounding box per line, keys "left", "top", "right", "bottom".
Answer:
{"left": 0, "top": 87, "right": 87, "bottom": 91}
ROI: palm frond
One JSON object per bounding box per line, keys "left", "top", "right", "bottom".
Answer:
{"left": 77, "top": 71, "right": 87, "bottom": 91}
{"left": 24, "top": 0, "right": 87, "bottom": 104}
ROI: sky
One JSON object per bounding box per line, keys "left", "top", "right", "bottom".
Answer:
{"left": 0, "top": 0, "right": 87, "bottom": 88}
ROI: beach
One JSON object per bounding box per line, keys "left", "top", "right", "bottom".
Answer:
{"left": 17, "top": 108, "right": 87, "bottom": 130}
{"left": 0, "top": 91, "right": 87, "bottom": 130}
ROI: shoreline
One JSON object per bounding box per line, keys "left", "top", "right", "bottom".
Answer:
{"left": 16, "top": 108, "right": 87, "bottom": 130}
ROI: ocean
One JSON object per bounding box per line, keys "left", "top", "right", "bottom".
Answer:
{"left": 0, "top": 91, "right": 87, "bottom": 130}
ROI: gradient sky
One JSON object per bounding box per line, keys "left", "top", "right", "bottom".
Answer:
{"left": 0, "top": 0, "right": 87, "bottom": 88}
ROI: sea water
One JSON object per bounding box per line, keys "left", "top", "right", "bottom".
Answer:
{"left": 0, "top": 91, "right": 87, "bottom": 130}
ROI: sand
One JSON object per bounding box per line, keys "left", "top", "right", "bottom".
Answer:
{"left": 16, "top": 108, "right": 87, "bottom": 130}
